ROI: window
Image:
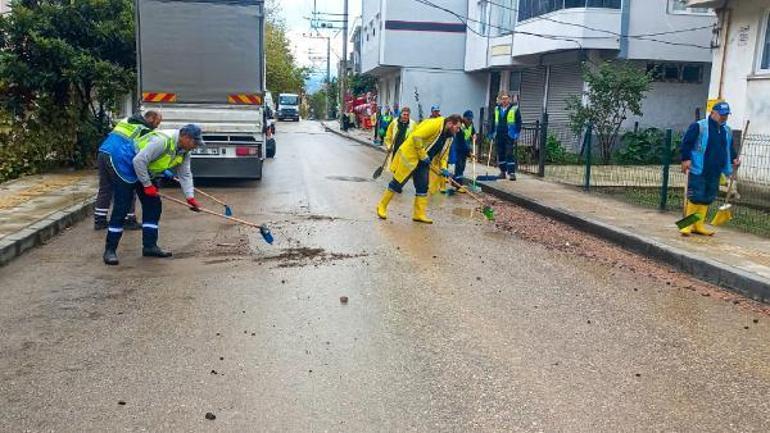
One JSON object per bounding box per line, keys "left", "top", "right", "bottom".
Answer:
{"left": 478, "top": 1, "right": 488, "bottom": 35}
{"left": 519, "top": 0, "right": 621, "bottom": 22}
{"left": 495, "top": 0, "right": 514, "bottom": 35}
{"left": 760, "top": 12, "right": 770, "bottom": 72}
{"left": 646, "top": 63, "right": 703, "bottom": 84}
{"left": 668, "top": 0, "right": 711, "bottom": 15}
{"left": 509, "top": 71, "right": 522, "bottom": 96}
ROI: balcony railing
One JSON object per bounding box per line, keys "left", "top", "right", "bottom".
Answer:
{"left": 518, "top": 0, "right": 621, "bottom": 22}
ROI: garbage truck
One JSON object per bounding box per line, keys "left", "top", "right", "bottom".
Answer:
{"left": 136, "top": 0, "right": 266, "bottom": 179}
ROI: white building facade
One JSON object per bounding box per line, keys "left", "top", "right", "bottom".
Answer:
{"left": 360, "top": 0, "right": 487, "bottom": 123}
{"left": 686, "top": 0, "right": 770, "bottom": 185}
{"left": 1, "top": 0, "right": 11, "bottom": 14}
{"left": 465, "top": 0, "right": 716, "bottom": 132}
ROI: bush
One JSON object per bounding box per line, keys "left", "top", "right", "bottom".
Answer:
{"left": 615, "top": 127, "right": 682, "bottom": 165}
{"left": 545, "top": 134, "right": 579, "bottom": 164}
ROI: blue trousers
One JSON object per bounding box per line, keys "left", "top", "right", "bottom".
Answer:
{"left": 388, "top": 161, "right": 429, "bottom": 196}
{"left": 104, "top": 162, "right": 163, "bottom": 250}
{"left": 495, "top": 134, "right": 517, "bottom": 174}
{"left": 453, "top": 154, "right": 467, "bottom": 184}
{"left": 687, "top": 172, "right": 721, "bottom": 205}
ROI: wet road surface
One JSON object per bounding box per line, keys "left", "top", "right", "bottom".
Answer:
{"left": 1, "top": 121, "right": 769, "bottom": 432}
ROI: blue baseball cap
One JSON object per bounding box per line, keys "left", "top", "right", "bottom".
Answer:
{"left": 430, "top": 105, "right": 440, "bottom": 112}
{"left": 463, "top": 110, "right": 474, "bottom": 119}
{"left": 180, "top": 124, "right": 205, "bottom": 147}
{"left": 712, "top": 101, "right": 731, "bottom": 116}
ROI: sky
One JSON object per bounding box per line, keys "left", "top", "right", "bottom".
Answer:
{"left": 276, "top": 0, "right": 362, "bottom": 92}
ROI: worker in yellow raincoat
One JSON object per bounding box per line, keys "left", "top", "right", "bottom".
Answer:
{"left": 383, "top": 106, "right": 417, "bottom": 173}
{"left": 376, "top": 115, "right": 464, "bottom": 224}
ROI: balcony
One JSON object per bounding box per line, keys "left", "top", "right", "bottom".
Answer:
{"left": 512, "top": 2, "right": 622, "bottom": 58}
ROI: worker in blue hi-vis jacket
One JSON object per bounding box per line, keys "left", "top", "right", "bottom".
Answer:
{"left": 488, "top": 93, "right": 522, "bottom": 180}
{"left": 679, "top": 101, "right": 741, "bottom": 236}
{"left": 448, "top": 110, "right": 476, "bottom": 193}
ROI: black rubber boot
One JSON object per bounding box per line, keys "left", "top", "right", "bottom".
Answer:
{"left": 497, "top": 171, "right": 507, "bottom": 180}
{"left": 124, "top": 216, "right": 141, "bottom": 231}
{"left": 94, "top": 219, "right": 108, "bottom": 231}
{"left": 509, "top": 172, "right": 516, "bottom": 181}
{"left": 103, "top": 249, "right": 119, "bottom": 265}
{"left": 142, "top": 245, "right": 172, "bottom": 258}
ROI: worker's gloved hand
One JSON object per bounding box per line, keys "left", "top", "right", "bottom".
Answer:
{"left": 186, "top": 197, "right": 201, "bottom": 212}
{"left": 143, "top": 185, "right": 159, "bottom": 198}
{"left": 162, "top": 169, "right": 175, "bottom": 180}
{"left": 509, "top": 131, "right": 520, "bottom": 140}
{"left": 440, "top": 168, "right": 451, "bottom": 178}
{"left": 420, "top": 157, "right": 431, "bottom": 166}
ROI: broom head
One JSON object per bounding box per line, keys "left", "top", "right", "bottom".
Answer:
{"left": 675, "top": 212, "right": 703, "bottom": 230}
{"left": 476, "top": 175, "right": 499, "bottom": 182}
{"left": 710, "top": 204, "right": 733, "bottom": 226}
{"left": 482, "top": 206, "right": 495, "bottom": 221}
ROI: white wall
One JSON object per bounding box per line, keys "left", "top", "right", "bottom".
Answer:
{"left": 382, "top": 0, "right": 467, "bottom": 70}
{"left": 625, "top": 67, "right": 711, "bottom": 130}
{"left": 709, "top": 0, "right": 770, "bottom": 133}
{"left": 625, "top": 0, "right": 715, "bottom": 63}
{"left": 512, "top": 8, "right": 622, "bottom": 58}
{"left": 465, "top": 0, "right": 490, "bottom": 72}
{"left": 361, "top": 0, "right": 383, "bottom": 74}
{"left": 399, "top": 68, "right": 487, "bottom": 125}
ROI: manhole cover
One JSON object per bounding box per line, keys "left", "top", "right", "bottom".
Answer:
{"left": 326, "top": 176, "right": 372, "bottom": 183}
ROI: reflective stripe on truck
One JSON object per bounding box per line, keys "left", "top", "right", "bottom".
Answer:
{"left": 142, "top": 92, "right": 177, "bottom": 103}
{"left": 227, "top": 94, "right": 263, "bottom": 105}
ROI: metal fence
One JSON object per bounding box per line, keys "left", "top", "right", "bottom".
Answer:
{"left": 477, "top": 116, "right": 770, "bottom": 238}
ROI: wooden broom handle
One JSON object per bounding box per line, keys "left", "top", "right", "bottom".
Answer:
{"left": 159, "top": 193, "right": 261, "bottom": 229}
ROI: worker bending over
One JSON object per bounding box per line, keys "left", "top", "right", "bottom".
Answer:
{"left": 376, "top": 115, "right": 463, "bottom": 224}
{"left": 101, "top": 124, "right": 204, "bottom": 265}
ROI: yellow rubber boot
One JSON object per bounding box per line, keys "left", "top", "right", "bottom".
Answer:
{"left": 692, "top": 204, "right": 715, "bottom": 236}
{"left": 412, "top": 196, "right": 433, "bottom": 224}
{"left": 679, "top": 201, "right": 697, "bottom": 236}
{"left": 376, "top": 189, "right": 395, "bottom": 220}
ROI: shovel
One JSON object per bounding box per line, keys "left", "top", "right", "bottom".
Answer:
{"left": 372, "top": 148, "right": 392, "bottom": 180}
{"left": 711, "top": 120, "right": 749, "bottom": 226}
{"left": 160, "top": 193, "right": 273, "bottom": 244}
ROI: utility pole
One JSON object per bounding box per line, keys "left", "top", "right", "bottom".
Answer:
{"left": 340, "top": 0, "right": 348, "bottom": 121}
{"left": 326, "top": 36, "right": 331, "bottom": 119}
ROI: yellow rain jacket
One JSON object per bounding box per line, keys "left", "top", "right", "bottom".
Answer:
{"left": 384, "top": 118, "right": 417, "bottom": 171}
{"left": 390, "top": 117, "right": 451, "bottom": 195}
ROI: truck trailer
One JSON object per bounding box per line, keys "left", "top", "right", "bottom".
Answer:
{"left": 136, "top": 0, "right": 266, "bottom": 179}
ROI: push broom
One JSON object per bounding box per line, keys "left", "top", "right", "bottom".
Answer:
{"left": 170, "top": 177, "right": 233, "bottom": 216}
{"left": 160, "top": 193, "right": 273, "bottom": 244}
{"left": 675, "top": 169, "right": 703, "bottom": 231}
{"left": 468, "top": 136, "right": 482, "bottom": 193}
{"left": 476, "top": 137, "right": 499, "bottom": 182}
{"left": 711, "top": 120, "right": 750, "bottom": 226}
{"left": 429, "top": 166, "right": 495, "bottom": 221}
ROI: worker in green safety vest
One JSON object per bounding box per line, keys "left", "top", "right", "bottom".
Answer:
{"left": 95, "top": 111, "right": 161, "bottom": 230}
{"left": 488, "top": 93, "right": 522, "bottom": 180}
{"left": 102, "top": 124, "right": 204, "bottom": 265}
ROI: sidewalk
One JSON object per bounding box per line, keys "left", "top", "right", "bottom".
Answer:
{"left": 323, "top": 120, "right": 770, "bottom": 302}
{"left": 0, "top": 170, "right": 96, "bottom": 266}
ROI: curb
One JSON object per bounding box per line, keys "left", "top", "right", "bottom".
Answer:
{"left": 0, "top": 198, "right": 95, "bottom": 267}
{"left": 324, "top": 122, "right": 770, "bottom": 303}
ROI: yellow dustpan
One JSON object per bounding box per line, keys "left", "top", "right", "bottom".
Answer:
{"left": 712, "top": 120, "right": 749, "bottom": 226}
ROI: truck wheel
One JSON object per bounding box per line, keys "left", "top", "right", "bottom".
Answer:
{"left": 266, "top": 138, "right": 276, "bottom": 158}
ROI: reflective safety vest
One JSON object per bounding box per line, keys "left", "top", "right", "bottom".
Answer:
{"left": 461, "top": 124, "right": 472, "bottom": 142}
{"left": 690, "top": 118, "right": 733, "bottom": 177}
{"left": 113, "top": 119, "right": 149, "bottom": 140}
{"left": 378, "top": 114, "right": 393, "bottom": 137}
{"left": 494, "top": 106, "right": 517, "bottom": 127}
{"left": 135, "top": 131, "right": 186, "bottom": 175}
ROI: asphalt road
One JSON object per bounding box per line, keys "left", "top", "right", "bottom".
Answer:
{"left": 1, "top": 120, "right": 768, "bottom": 432}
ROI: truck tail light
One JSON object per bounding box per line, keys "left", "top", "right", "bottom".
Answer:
{"left": 236, "top": 146, "right": 257, "bottom": 156}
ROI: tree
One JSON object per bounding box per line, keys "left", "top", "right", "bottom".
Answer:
{"left": 264, "top": 0, "right": 307, "bottom": 97}
{"left": 566, "top": 61, "right": 652, "bottom": 164}
{"left": 0, "top": 0, "right": 135, "bottom": 176}
{"left": 348, "top": 73, "right": 377, "bottom": 95}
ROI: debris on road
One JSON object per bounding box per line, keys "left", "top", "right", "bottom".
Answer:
{"left": 118, "top": 401, "right": 126, "bottom": 406}
{"left": 205, "top": 412, "right": 216, "bottom": 420}
{"left": 340, "top": 296, "right": 349, "bottom": 304}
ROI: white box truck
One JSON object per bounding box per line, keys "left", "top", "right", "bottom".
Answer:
{"left": 136, "top": 0, "right": 266, "bottom": 179}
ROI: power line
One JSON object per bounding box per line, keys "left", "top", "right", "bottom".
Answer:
{"left": 412, "top": 0, "right": 711, "bottom": 50}
{"left": 482, "top": 0, "right": 713, "bottom": 49}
